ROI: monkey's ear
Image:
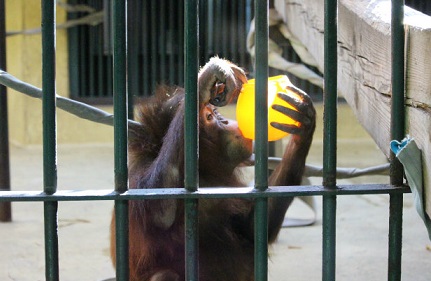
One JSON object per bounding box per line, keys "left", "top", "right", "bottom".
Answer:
{"left": 220, "top": 63, "right": 247, "bottom": 105}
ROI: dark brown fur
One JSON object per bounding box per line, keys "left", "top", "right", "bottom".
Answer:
{"left": 110, "top": 57, "right": 316, "bottom": 281}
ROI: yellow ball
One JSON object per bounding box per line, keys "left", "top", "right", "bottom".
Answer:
{"left": 236, "top": 75, "right": 300, "bottom": 141}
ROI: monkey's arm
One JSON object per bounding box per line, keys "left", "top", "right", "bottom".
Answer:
{"left": 133, "top": 102, "right": 186, "bottom": 230}
{"left": 267, "top": 86, "right": 316, "bottom": 242}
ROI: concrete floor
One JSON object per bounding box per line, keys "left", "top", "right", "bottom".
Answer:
{"left": 1, "top": 103, "right": 430, "bottom": 280}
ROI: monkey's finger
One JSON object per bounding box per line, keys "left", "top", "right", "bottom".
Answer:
{"left": 213, "top": 82, "right": 226, "bottom": 95}
{"left": 278, "top": 87, "right": 313, "bottom": 109}
{"left": 210, "top": 91, "right": 228, "bottom": 106}
{"left": 276, "top": 92, "right": 315, "bottom": 120}
{"left": 276, "top": 93, "right": 302, "bottom": 110}
{"left": 272, "top": 104, "right": 313, "bottom": 126}
{"left": 270, "top": 122, "right": 302, "bottom": 135}
{"left": 211, "top": 77, "right": 241, "bottom": 107}
{"left": 223, "top": 66, "right": 246, "bottom": 97}
{"left": 210, "top": 82, "right": 225, "bottom": 104}
{"left": 277, "top": 91, "right": 311, "bottom": 109}
{"left": 284, "top": 85, "right": 313, "bottom": 104}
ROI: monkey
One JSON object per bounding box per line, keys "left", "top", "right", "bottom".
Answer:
{"left": 110, "top": 57, "right": 316, "bottom": 281}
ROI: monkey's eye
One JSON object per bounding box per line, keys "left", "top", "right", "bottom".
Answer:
{"left": 206, "top": 113, "right": 214, "bottom": 121}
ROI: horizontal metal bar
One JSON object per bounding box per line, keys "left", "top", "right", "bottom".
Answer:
{"left": 0, "top": 184, "right": 410, "bottom": 202}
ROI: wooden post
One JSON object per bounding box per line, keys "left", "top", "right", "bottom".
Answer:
{"left": 275, "top": 0, "right": 431, "bottom": 218}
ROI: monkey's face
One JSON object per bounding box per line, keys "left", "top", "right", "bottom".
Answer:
{"left": 199, "top": 104, "right": 252, "bottom": 168}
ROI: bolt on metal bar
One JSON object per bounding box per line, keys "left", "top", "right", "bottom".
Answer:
{"left": 254, "top": 0, "right": 269, "bottom": 280}
{"left": 41, "top": 0, "right": 59, "bottom": 280}
{"left": 323, "top": 0, "right": 338, "bottom": 280}
{"left": 388, "top": 1, "right": 405, "bottom": 280}
{"left": 184, "top": 0, "right": 199, "bottom": 280}
{"left": 112, "top": 0, "right": 129, "bottom": 280}
{"left": 0, "top": 0, "right": 11, "bottom": 222}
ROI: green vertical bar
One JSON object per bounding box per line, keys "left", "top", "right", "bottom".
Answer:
{"left": 388, "top": 1, "right": 405, "bottom": 280}
{"left": 42, "top": 1, "right": 57, "bottom": 194}
{"left": 254, "top": 0, "right": 269, "bottom": 280}
{"left": 254, "top": 0, "right": 268, "bottom": 186}
{"left": 41, "top": 1, "right": 59, "bottom": 280}
{"left": 44, "top": 201, "right": 59, "bottom": 281}
{"left": 388, "top": 194, "right": 403, "bottom": 281}
{"left": 323, "top": 0, "right": 337, "bottom": 186}
{"left": 185, "top": 198, "right": 199, "bottom": 281}
{"left": 322, "top": 195, "right": 336, "bottom": 281}
{"left": 112, "top": 0, "right": 129, "bottom": 280}
{"left": 184, "top": 0, "right": 199, "bottom": 280}
{"left": 0, "top": 0, "right": 11, "bottom": 222}
{"left": 323, "top": 0, "right": 337, "bottom": 280}
{"left": 254, "top": 198, "right": 268, "bottom": 281}
{"left": 390, "top": 1, "right": 405, "bottom": 183}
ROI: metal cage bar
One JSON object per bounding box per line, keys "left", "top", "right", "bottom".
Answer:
{"left": 322, "top": 0, "right": 338, "bottom": 280}
{"left": 389, "top": 1, "right": 406, "bottom": 280}
{"left": 42, "top": 1, "right": 59, "bottom": 280}
{"left": 0, "top": 184, "right": 409, "bottom": 202}
{"left": 184, "top": 0, "right": 200, "bottom": 279}
{"left": 254, "top": 0, "right": 269, "bottom": 280}
{"left": 112, "top": 0, "right": 129, "bottom": 280}
{"left": 0, "top": 0, "right": 11, "bottom": 223}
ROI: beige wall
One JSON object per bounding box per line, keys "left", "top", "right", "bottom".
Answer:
{"left": 6, "top": 0, "right": 114, "bottom": 145}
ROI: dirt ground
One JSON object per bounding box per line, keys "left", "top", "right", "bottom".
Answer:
{"left": 1, "top": 104, "right": 430, "bottom": 280}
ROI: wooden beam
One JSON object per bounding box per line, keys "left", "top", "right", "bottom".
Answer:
{"left": 275, "top": 0, "right": 431, "bottom": 216}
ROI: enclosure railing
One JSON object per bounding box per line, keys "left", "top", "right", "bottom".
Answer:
{"left": 0, "top": 0, "right": 409, "bottom": 281}
{"left": 0, "top": 0, "right": 10, "bottom": 223}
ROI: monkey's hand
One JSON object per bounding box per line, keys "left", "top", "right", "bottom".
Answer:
{"left": 270, "top": 85, "right": 316, "bottom": 143}
{"left": 198, "top": 57, "right": 247, "bottom": 107}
